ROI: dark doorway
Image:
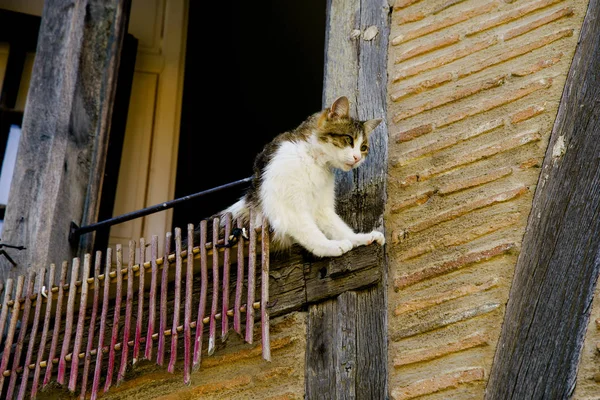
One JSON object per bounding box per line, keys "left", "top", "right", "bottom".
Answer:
{"left": 172, "top": 1, "right": 327, "bottom": 230}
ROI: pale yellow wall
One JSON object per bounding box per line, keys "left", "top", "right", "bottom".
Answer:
{"left": 109, "top": 0, "right": 188, "bottom": 253}
{"left": 0, "top": 0, "right": 44, "bottom": 16}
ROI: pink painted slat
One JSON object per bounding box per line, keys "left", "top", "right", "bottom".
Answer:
{"left": 57, "top": 257, "right": 80, "bottom": 384}
{"left": 183, "top": 224, "right": 194, "bottom": 385}
{"left": 118, "top": 240, "right": 135, "bottom": 383}
{"left": 68, "top": 254, "right": 91, "bottom": 392}
{"left": 245, "top": 212, "right": 257, "bottom": 343}
{"left": 0, "top": 275, "right": 24, "bottom": 394}
{"left": 91, "top": 248, "right": 112, "bottom": 400}
{"left": 234, "top": 218, "right": 245, "bottom": 335}
{"left": 31, "top": 264, "right": 54, "bottom": 399}
{"left": 0, "top": 278, "right": 14, "bottom": 349}
{"left": 222, "top": 213, "right": 232, "bottom": 341}
{"left": 209, "top": 217, "right": 220, "bottom": 355}
{"left": 7, "top": 271, "right": 35, "bottom": 399}
{"left": 157, "top": 232, "right": 172, "bottom": 366}
{"left": 145, "top": 235, "right": 159, "bottom": 361}
{"left": 18, "top": 269, "right": 46, "bottom": 400}
{"left": 261, "top": 218, "right": 271, "bottom": 361}
{"left": 43, "top": 261, "right": 68, "bottom": 387}
{"left": 104, "top": 245, "right": 123, "bottom": 393}
{"left": 134, "top": 237, "right": 146, "bottom": 364}
{"left": 80, "top": 251, "right": 102, "bottom": 399}
{"left": 168, "top": 229, "right": 182, "bottom": 373}
{"left": 193, "top": 220, "right": 208, "bottom": 370}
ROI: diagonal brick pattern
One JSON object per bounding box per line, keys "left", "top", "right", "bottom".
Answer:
{"left": 386, "top": 0, "right": 588, "bottom": 398}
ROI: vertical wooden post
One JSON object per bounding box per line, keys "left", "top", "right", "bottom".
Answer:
{"left": 0, "top": 0, "right": 132, "bottom": 277}
{"left": 485, "top": 0, "right": 600, "bottom": 398}
{"left": 306, "top": 0, "right": 390, "bottom": 398}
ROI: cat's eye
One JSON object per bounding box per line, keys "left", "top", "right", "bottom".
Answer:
{"left": 361, "top": 144, "right": 368, "bottom": 152}
{"left": 345, "top": 135, "right": 354, "bottom": 146}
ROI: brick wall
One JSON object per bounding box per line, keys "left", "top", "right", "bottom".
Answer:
{"left": 385, "top": 0, "right": 588, "bottom": 398}
{"left": 99, "top": 313, "right": 306, "bottom": 400}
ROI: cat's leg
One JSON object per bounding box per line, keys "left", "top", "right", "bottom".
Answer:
{"left": 317, "top": 209, "right": 385, "bottom": 248}
{"left": 271, "top": 212, "right": 353, "bottom": 257}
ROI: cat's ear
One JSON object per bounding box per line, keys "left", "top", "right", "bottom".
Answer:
{"left": 363, "top": 119, "right": 382, "bottom": 135}
{"left": 328, "top": 96, "right": 350, "bottom": 119}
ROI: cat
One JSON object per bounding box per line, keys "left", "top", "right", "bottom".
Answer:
{"left": 219, "top": 96, "right": 385, "bottom": 257}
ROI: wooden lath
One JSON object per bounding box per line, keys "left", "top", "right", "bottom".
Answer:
{"left": 0, "top": 212, "right": 271, "bottom": 399}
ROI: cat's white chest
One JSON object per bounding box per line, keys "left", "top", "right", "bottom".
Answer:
{"left": 260, "top": 141, "right": 335, "bottom": 217}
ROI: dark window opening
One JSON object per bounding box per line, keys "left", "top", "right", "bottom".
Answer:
{"left": 172, "top": 1, "right": 327, "bottom": 230}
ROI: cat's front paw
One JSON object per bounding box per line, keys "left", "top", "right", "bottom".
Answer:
{"left": 351, "top": 231, "right": 385, "bottom": 247}
{"left": 311, "top": 239, "right": 353, "bottom": 257}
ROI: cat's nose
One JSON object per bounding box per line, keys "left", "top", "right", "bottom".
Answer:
{"left": 353, "top": 155, "right": 361, "bottom": 162}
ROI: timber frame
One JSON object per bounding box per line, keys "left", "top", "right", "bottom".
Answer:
{"left": 485, "top": 0, "right": 600, "bottom": 397}
{"left": 0, "top": 0, "right": 132, "bottom": 277}
{"left": 307, "top": 0, "right": 391, "bottom": 398}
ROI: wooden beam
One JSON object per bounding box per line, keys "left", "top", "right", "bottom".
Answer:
{"left": 485, "top": 0, "right": 600, "bottom": 398}
{"left": 0, "top": 0, "right": 132, "bottom": 277}
{"left": 306, "top": 0, "right": 390, "bottom": 398}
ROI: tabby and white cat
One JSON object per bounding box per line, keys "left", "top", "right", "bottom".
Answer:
{"left": 221, "top": 96, "right": 385, "bottom": 257}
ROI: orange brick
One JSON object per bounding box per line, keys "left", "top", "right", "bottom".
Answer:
{"left": 394, "top": 279, "right": 498, "bottom": 315}
{"left": 391, "top": 190, "right": 435, "bottom": 213}
{"left": 466, "top": 0, "right": 563, "bottom": 36}
{"left": 392, "top": 303, "right": 499, "bottom": 340}
{"left": 399, "top": 212, "right": 521, "bottom": 260}
{"left": 396, "top": 124, "right": 433, "bottom": 142}
{"left": 390, "top": 72, "right": 453, "bottom": 102}
{"left": 511, "top": 104, "right": 546, "bottom": 124}
{"left": 439, "top": 80, "right": 552, "bottom": 128}
{"left": 459, "top": 29, "right": 573, "bottom": 79}
{"left": 393, "top": 75, "right": 506, "bottom": 122}
{"left": 201, "top": 336, "right": 296, "bottom": 368}
{"left": 265, "top": 393, "right": 301, "bottom": 400}
{"left": 155, "top": 375, "right": 252, "bottom": 400}
{"left": 394, "top": 243, "right": 516, "bottom": 290}
{"left": 407, "top": 185, "right": 529, "bottom": 232}
{"left": 504, "top": 7, "right": 574, "bottom": 41}
{"left": 394, "top": 0, "right": 423, "bottom": 10}
{"left": 512, "top": 53, "right": 562, "bottom": 77}
{"left": 190, "top": 375, "right": 252, "bottom": 397}
{"left": 394, "top": 34, "right": 460, "bottom": 63}
{"left": 392, "top": 37, "right": 497, "bottom": 81}
{"left": 391, "top": 367, "right": 485, "bottom": 399}
{"left": 437, "top": 166, "right": 513, "bottom": 195}
{"left": 392, "top": 2, "right": 496, "bottom": 45}
{"left": 433, "top": 0, "right": 467, "bottom": 14}
{"left": 397, "top": 12, "right": 426, "bottom": 25}
{"left": 397, "top": 129, "right": 540, "bottom": 181}
{"left": 393, "top": 332, "right": 490, "bottom": 367}
{"left": 396, "top": 119, "right": 504, "bottom": 166}
{"left": 255, "top": 366, "right": 295, "bottom": 382}
{"left": 519, "top": 158, "right": 542, "bottom": 169}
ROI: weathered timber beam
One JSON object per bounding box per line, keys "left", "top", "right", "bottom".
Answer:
{"left": 0, "top": 0, "right": 132, "bottom": 278}
{"left": 485, "top": 0, "right": 600, "bottom": 398}
{"left": 307, "top": 0, "right": 390, "bottom": 398}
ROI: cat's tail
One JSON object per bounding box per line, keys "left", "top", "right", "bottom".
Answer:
{"left": 219, "top": 197, "right": 249, "bottom": 224}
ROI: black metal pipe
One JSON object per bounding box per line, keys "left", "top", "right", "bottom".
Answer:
{"left": 69, "top": 177, "right": 252, "bottom": 243}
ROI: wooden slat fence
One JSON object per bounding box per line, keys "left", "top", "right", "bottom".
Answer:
{"left": 0, "top": 212, "right": 270, "bottom": 399}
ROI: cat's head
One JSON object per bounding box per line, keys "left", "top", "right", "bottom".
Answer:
{"left": 314, "top": 96, "right": 382, "bottom": 171}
